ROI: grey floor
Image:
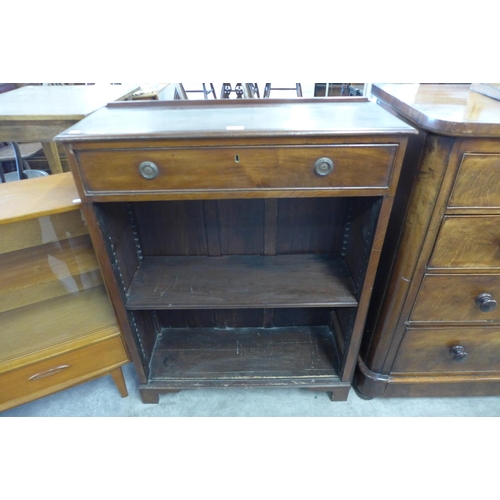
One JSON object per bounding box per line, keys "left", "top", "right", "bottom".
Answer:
{"left": 2, "top": 362, "right": 500, "bottom": 416}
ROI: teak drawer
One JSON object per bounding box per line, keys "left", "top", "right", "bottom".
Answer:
{"left": 410, "top": 274, "right": 500, "bottom": 323}
{"left": 449, "top": 153, "right": 500, "bottom": 208}
{"left": 392, "top": 327, "right": 500, "bottom": 374}
{"left": 75, "top": 145, "right": 398, "bottom": 194}
{"left": 429, "top": 216, "right": 500, "bottom": 269}
{"left": 0, "top": 334, "right": 127, "bottom": 411}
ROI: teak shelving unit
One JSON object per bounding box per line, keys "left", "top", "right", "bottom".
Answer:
{"left": 57, "top": 97, "right": 415, "bottom": 403}
{"left": 0, "top": 173, "right": 129, "bottom": 411}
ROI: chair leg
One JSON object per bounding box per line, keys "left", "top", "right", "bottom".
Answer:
{"left": 175, "top": 83, "right": 188, "bottom": 100}
{"left": 10, "top": 142, "right": 23, "bottom": 181}
{"left": 221, "top": 83, "right": 232, "bottom": 98}
{"left": 340, "top": 83, "right": 351, "bottom": 96}
{"left": 0, "top": 160, "right": 5, "bottom": 183}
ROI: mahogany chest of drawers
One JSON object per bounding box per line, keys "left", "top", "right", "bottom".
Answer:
{"left": 57, "top": 97, "right": 414, "bottom": 403}
{"left": 357, "top": 84, "right": 500, "bottom": 398}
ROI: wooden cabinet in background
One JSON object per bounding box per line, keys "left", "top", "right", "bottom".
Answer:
{"left": 57, "top": 97, "right": 415, "bottom": 404}
{"left": 357, "top": 84, "right": 500, "bottom": 398}
{"left": 0, "top": 173, "right": 130, "bottom": 412}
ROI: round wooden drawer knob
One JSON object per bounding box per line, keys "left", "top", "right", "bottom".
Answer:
{"left": 450, "top": 345, "right": 468, "bottom": 362}
{"left": 476, "top": 293, "right": 497, "bottom": 312}
{"left": 139, "top": 161, "right": 159, "bottom": 180}
{"left": 313, "top": 157, "right": 334, "bottom": 176}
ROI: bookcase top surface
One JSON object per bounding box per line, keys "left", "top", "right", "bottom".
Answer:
{"left": 55, "top": 98, "right": 416, "bottom": 142}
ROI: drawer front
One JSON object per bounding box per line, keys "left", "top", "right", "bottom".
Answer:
{"left": 449, "top": 153, "right": 500, "bottom": 208}
{"left": 410, "top": 274, "right": 500, "bottom": 323}
{"left": 392, "top": 327, "right": 500, "bottom": 373}
{"left": 429, "top": 216, "right": 500, "bottom": 269}
{"left": 75, "top": 145, "right": 397, "bottom": 194}
{"left": 0, "top": 335, "right": 128, "bottom": 409}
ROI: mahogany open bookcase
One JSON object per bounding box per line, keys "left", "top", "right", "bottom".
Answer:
{"left": 57, "top": 97, "right": 415, "bottom": 403}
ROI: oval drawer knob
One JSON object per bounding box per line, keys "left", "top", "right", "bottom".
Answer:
{"left": 450, "top": 345, "right": 468, "bottom": 362}
{"left": 313, "top": 157, "right": 334, "bottom": 176}
{"left": 139, "top": 161, "right": 159, "bottom": 180}
{"left": 475, "top": 293, "right": 497, "bottom": 312}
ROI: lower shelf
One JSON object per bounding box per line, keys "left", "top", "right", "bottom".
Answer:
{"left": 148, "top": 325, "right": 344, "bottom": 389}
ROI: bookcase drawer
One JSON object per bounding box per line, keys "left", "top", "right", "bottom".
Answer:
{"left": 75, "top": 144, "right": 397, "bottom": 194}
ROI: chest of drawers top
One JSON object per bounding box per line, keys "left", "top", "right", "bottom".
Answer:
{"left": 372, "top": 84, "right": 500, "bottom": 137}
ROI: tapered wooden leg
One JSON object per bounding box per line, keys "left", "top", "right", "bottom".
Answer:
{"left": 42, "top": 142, "right": 64, "bottom": 174}
{"left": 110, "top": 367, "right": 128, "bottom": 397}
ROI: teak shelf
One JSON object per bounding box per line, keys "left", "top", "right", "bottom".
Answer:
{"left": 57, "top": 97, "right": 415, "bottom": 403}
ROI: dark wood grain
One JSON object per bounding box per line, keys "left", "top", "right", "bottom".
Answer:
{"left": 150, "top": 326, "right": 340, "bottom": 382}
{"left": 392, "top": 326, "right": 500, "bottom": 373}
{"left": 360, "top": 135, "right": 457, "bottom": 374}
{"left": 217, "top": 199, "right": 264, "bottom": 255}
{"left": 75, "top": 144, "right": 398, "bottom": 195}
{"left": 429, "top": 216, "right": 500, "bottom": 269}
{"left": 126, "top": 255, "right": 357, "bottom": 310}
{"left": 448, "top": 153, "right": 500, "bottom": 209}
{"left": 276, "top": 197, "right": 348, "bottom": 255}
{"left": 133, "top": 200, "right": 208, "bottom": 256}
{"left": 410, "top": 274, "right": 500, "bottom": 323}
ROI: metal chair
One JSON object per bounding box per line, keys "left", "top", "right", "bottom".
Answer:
{"left": 220, "top": 83, "right": 260, "bottom": 99}
{"left": 0, "top": 142, "right": 48, "bottom": 183}
{"left": 263, "top": 84, "right": 302, "bottom": 98}
{"left": 174, "top": 83, "right": 217, "bottom": 100}
{"left": 315, "top": 83, "right": 362, "bottom": 97}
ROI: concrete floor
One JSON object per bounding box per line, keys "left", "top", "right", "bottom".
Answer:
{"left": 3, "top": 362, "right": 500, "bottom": 417}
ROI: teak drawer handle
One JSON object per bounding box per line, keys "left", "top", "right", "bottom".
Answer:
{"left": 313, "top": 157, "right": 334, "bottom": 176}
{"left": 449, "top": 346, "right": 468, "bottom": 362}
{"left": 28, "top": 365, "right": 71, "bottom": 381}
{"left": 475, "top": 293, "right": 497, "bottom": 313}
{"left": 138, "top": 161, "right": 159, "bottom": 180}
